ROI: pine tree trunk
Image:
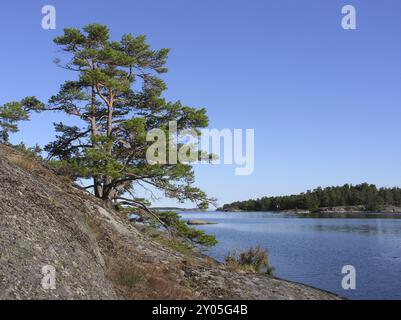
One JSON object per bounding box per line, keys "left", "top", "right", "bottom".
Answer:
{"left": 104, "top": 198, "right": 114, "bottom": 209}
{"left": 102, "top": 191, "right": 115, "bottom": 209}
{"left": 93, "top": 177, "right": 103, "bottom": 198}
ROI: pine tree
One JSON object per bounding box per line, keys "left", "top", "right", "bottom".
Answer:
{"left": 0, "top": 97, "right": 43, "bottom": 143}
{"left": 40, "top": 24, "right": 217, "bottom": 245}
{"left": 43, "top": 24, "right": 214, "bottom": 213}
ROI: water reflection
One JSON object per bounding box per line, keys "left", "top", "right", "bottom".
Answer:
{"left": 304, "top": 222, "right": 401, "bottom": 236}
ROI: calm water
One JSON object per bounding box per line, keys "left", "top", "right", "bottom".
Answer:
{"left": 179, "top": 211, "right": 401, "bottom": 300}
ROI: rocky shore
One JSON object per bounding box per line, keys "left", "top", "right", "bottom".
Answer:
{"left": 0, "top": 144, "right": 341, "bottom": 300}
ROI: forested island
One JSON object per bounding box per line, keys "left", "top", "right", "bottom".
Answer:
{"left": 220, "top": 183, "right": 401, "bottom": 213}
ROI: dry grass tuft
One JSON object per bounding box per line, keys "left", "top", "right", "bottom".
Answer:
{"left": 8, "top": 152, "right": 73, "bottom": 186}
{"left": 224, "top": 245, "right": 275, "bottom": 275}
{"left": 9, "top": 154, "right": 37, "bottom": 172}
{"left": 110, "top": 264, "right": 144, "bottom": 288}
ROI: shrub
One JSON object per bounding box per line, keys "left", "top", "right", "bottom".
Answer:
{"left": 225, "top": 245, "right": 275, "bottom": 275}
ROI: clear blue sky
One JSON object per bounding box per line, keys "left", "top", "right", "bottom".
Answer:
{"left": 1, "top": 0, "right": 401, "bottom": 207}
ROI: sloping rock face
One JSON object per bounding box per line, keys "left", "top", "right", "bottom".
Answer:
{"left": 0, "top": 144, "right": 341, "bottom": 300}
{"left": 0, "top": 145, "right": 116, "bottom": 299}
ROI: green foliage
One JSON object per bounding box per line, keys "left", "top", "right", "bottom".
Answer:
{"left": 155, "top": 211, "right": 217, "bottom": 248}
{"left": 1, "top": 23, "right": 216, "bottom": 246}
{"left": 43, "top": 23, "right": 214, "bottom": 210}
{"left": 12, "top": 142, "right": 43, "bottom": 159}
{"left": 13, "top": 23, "right": 218, "bottom": 246}
{"left": 222, "top": 183, "right": 401, "bottom": 212}
{"left": 47, "top": 159, "right": 78, "bottom": 179}
{"left": 0, "top": 97, "right": 43, "bottom": 143}
{"left": 151, "top": 234, "right": 193, "bottom": 255}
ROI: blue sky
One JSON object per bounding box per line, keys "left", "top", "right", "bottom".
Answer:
{"left": 1, "top": 0, "right": 401, "bottom": 207}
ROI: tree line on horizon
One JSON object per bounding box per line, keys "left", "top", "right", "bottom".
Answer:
{"left": 221, "top": 183, "right": 401, "bottom": 212}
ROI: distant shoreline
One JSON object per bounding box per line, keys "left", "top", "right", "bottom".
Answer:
{"left": 216, "top": 207, "right": 401, "bottom": 218}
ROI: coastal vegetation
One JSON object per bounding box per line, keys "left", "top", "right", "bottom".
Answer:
{"left": 225, "top": 246, "right": 275, "bottom": 275}
{"left": 220, "top": 183, "right": 401, "bottom": 213}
